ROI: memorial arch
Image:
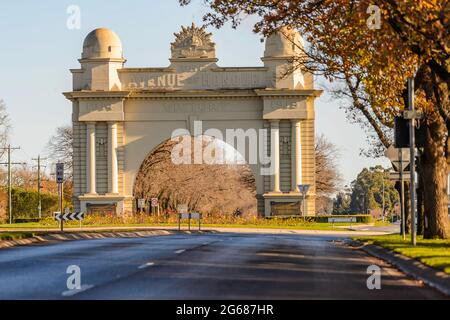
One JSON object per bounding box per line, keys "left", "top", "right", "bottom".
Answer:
{"left": 64, "top": 24, "right": 321, "bottom": 217}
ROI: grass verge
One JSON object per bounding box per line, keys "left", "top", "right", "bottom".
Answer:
{"left": 354, "top": 234, "right": 450, "bottom": 274}
{"left": 0, "top": 232, "right": 37, "bottom": 241}
{"left": 0, "top": 222, "right": 368, "bottom": 231}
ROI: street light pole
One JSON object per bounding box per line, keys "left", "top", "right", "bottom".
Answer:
{"left": 382, "top": 177, "right": 385, "bottom": 222}
{"left": 407, "top": 77, "right": 417, "bottom": 246}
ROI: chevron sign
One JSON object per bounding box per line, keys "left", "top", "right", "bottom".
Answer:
{"left": 54, "top": 212, "right": 85, "bottom": 221}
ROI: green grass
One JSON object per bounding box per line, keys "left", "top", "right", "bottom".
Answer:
{"left": 354, "top": 234, "right": 450, "bottom": 274}
{"left": 0, "top": 221, "right": 366, "bottom": 231}
{"left": 0, "top": 232, "right": 37, "bottom": 241}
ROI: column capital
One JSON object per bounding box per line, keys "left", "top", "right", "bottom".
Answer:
{"left": 269, "top": 119, "right": 280, "bottom": 126}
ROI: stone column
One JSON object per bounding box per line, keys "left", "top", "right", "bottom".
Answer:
{"left": 86, "top": 122, "right": 97, "bottom": 194}
{"left": 270, "top": 120, "right": 280, "bottom": 193}
{"left": 291, "top": 120, "right": 302, "bottom": 192}
{"left": 108, "top": 122, "right": 119, "bottom": 194}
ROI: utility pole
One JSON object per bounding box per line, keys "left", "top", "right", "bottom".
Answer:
{"left": 382, "top": 177, "right": 385, "bottom": 222}
{"left": 405, "top": 77, "right": 418, "bottom": 246}
{"left": 32, "top": 155, "right": 47, "bottom": 219}
{"left": 0, "top": 145, "right": 26, "bottom": 224}
{"left": 399, "top": 149, "right": 406, "bottom": 240}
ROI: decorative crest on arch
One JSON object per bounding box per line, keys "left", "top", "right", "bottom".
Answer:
{"left": 171, "top": 23, "right": 216, "bottom": 59}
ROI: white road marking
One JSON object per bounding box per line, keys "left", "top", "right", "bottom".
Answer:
{"left": 175, "top": 249, "right": 186, "bottom": 254}
{"left": 138, "top": 262, "right": 155, "bottom": 269}
{"left": 62, "top": 284, "right": 94, "bottom": 297}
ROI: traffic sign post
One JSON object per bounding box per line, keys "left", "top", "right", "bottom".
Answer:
{"left": 151, "top": 198, "right": 159, "bottom": 215}
{"left": 385, "top": 146, "right": 410, "bottom": 239}
{"left": 56, "top": 163, "right": 64, "bottom": 232}
{"left": 55, "top": 211, "right": 85, "bottom": 222}
{"left": 407, "top": 77, "right": 417, "bottom": 246}
{"left": 138, "top": 199, "right": 145, "bottom": 213}
{"left": 178, "top": 212, "right": 202, "bottom": 231}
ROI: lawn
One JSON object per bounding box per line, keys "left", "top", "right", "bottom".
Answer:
{"left": 0, "top": 232, "right": 37, "bottom": 241}
{"left": 0, "top": 221, "right": 367, "bottom": 231}
{"left": 354, "top": 234, "right": 450, "bottom": 274}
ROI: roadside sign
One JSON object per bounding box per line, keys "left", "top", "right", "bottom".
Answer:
{"left": 56, "top": 163, "right": 64, "bottom": 183}
{"left": 178, "top": 212, "right": 202, "bottom": 231}
{"left": 151, "top": 198, "right": 159, "bottom": 207}
{"left": 389, "top": 172, "right": 411, "bottom": 181}
{"left": 55, "top": 212, "right": 85, "bottom": 221}
{"left": 177, "top": 204, "right": 188, "bottom": 214}
{"left": 190, "top": 212, "right": 201, "bottom": 219}
{"left": 138, "top": 199, "right": 145, "bottom": 209}
{"left": 298, "top": 184, "right": 310, "bottom": 194}
{"left": 384, "top": 146, "right": 410, "bottom": 171}
{"left": 328, "top": 217, "right": 356, "bottom": 223}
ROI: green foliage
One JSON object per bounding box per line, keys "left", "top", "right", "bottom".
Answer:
{"left": 11, "top": 188, "right": 60, "bottom": 220}
{"left": 355, "top": 234, "right": 450, "bottom": 274}
{"left": 0, "top": 232, "right": 36, "bottom": 241}
{"left": 350, "top": 166, "right": 399, "bottom": 214}
{"left": 333, "top": 192, "right": 352, "bottom": 214}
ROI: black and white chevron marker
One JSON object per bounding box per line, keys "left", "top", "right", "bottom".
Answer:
{"left": 54, "top": 212, "right": 85, "bottom": 221}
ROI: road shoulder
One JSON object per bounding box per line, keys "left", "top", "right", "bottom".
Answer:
{"left": 347, "top": 239, "right": 450, "bottom": 297}
{"left": 0, "top": 229, "right": 213, "bottom": 249}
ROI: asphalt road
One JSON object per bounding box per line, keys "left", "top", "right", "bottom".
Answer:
{"left": 0, "top": 232, "right": 445, "bottom": 300}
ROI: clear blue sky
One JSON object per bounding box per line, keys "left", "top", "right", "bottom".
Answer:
{"left": 0, "top": 0, "right": 388, "bottom": 185}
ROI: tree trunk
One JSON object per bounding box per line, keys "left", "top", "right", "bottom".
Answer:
{"left": 421, "top": 117, "right": 450, "bottom": 239}
{"left": 416, "top": 170, "right": 424, "bottom": 236}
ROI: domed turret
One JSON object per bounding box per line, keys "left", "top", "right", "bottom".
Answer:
{"left": 82, "top": 28, "right": 123, "bottom": 60}
{"left": 264, "top": 27, "right": 303, "bottom": 58}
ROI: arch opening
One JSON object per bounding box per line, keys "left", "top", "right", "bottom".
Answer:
{"left": 132, "top": 135, "right": 258, "bottom": 217}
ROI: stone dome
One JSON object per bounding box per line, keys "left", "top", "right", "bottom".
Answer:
{"left": 82, "top": 28, "right": 123, "bottom": 59}
{"left": 264, "top": 27, "right": 303, "bottom": 58}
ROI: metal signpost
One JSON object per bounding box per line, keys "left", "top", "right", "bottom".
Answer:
{"left": 298, "top": 184, "right": 310, "bottom": 217}
{"left": 151, "top": 198, "right": 159, "bottom": 215}
{"left": 178, "top": 212, "right": 202, "bottom": 231}
{"left": 55, "top": 211, "right": 85, "bottom": 222}
{"left": 405, "top": 77, "right": 418, "bottom": 246}
{"left": 138, "top": 198, "right": 145, "bottom": 213}
{"left": 56, "top": 163, "right": 65, "bottom": 232}
{"left": 385, "top": 146, "right": 410, "bottom": 240}
{"left": 55, "top": 209, "right": 85, "bottom": 231}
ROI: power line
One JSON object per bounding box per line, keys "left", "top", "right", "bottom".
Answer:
{"left": 0, "top": 145, "right": 26, "bottom": 224}
{"left": 32, "top": 155, "right": 48, "bottom": 219}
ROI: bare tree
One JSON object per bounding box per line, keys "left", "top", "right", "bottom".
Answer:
{"left": 46, "top": 125, "right": 73, "bottom": 179}
{"left": 315, "top": 135, "right": 343, "bottom": 213}
{"left": 0, "top": 99, "right": 11, "bottom": 160}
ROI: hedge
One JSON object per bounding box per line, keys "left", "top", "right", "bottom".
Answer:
{"left": 267, "top": 215, "right": 373, "bottom": 223}
{"left": 10, "top": 188, "right": 59, "bottom": 220}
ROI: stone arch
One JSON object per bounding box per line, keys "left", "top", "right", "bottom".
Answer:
{"left": 132, "top": 135, "right": 258, "bottom": 216}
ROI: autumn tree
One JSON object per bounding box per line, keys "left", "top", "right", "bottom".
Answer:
{"left": 46, "top": 125, "right": 74, "bottom": 200}
{"left": 179, "top": 0, "right": 450, "bottom": 238}
{"left": 315, "top": 135, "right": 343, "bottom": 213}
{"left": 46, "top": 125, "right": 73, "bottom": 179}
{"left": 0, "top": 99, "right": 11, "bottom": 160}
